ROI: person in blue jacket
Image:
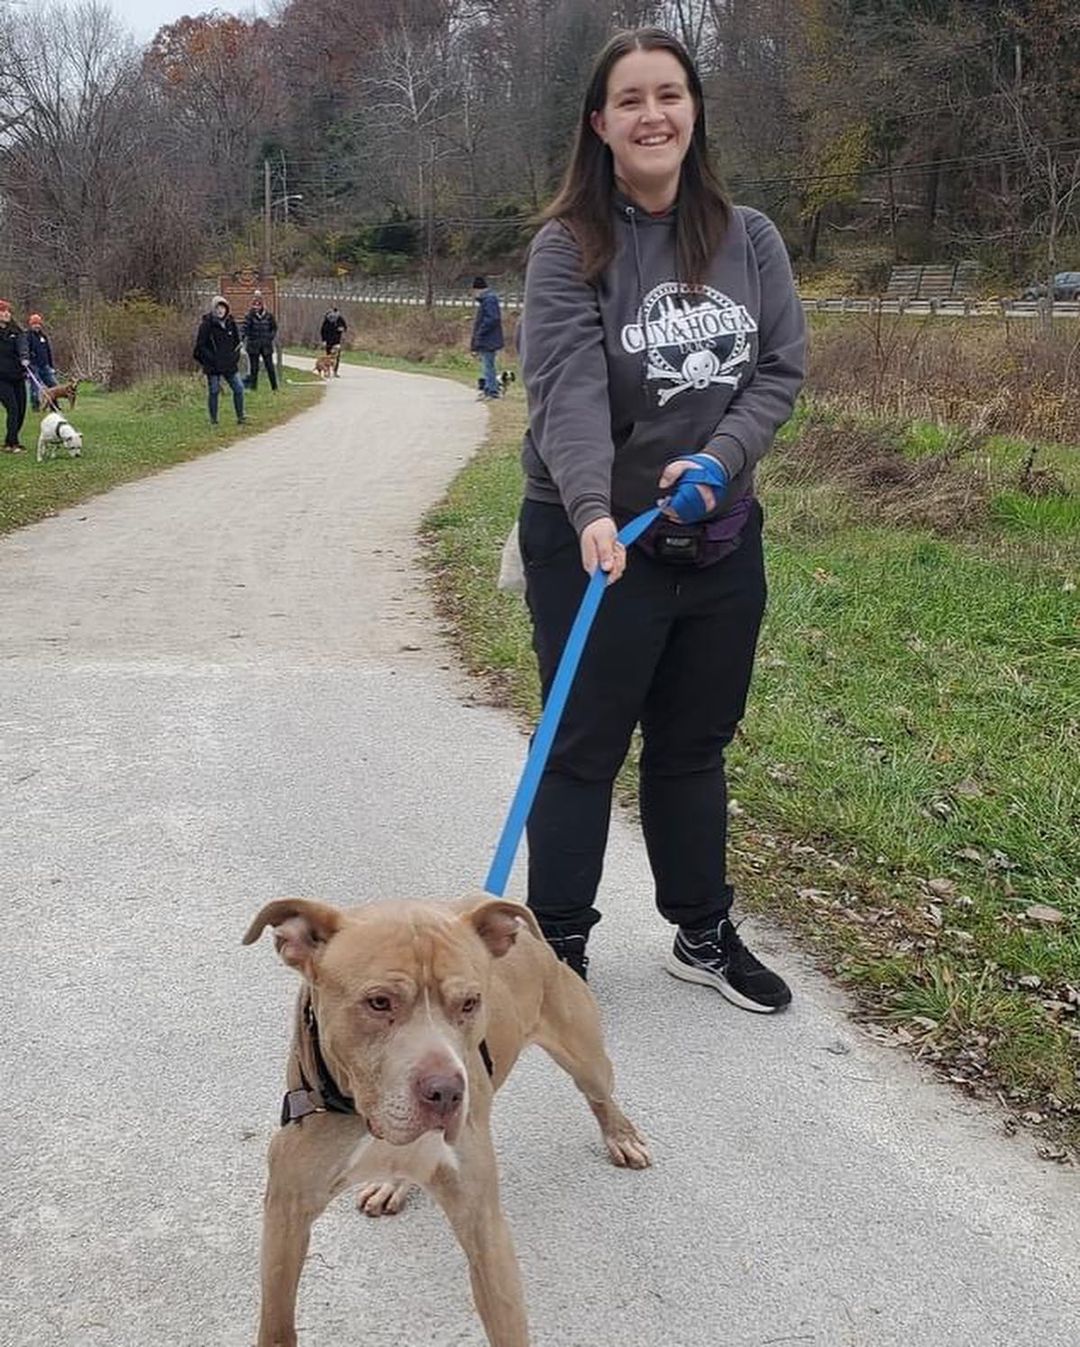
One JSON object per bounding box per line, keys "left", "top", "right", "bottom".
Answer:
{"left": 26, "top": 313, "right": 57, "bottom": 410}
{"left": 470, "top": 276, "right": 504, "bottom": 399}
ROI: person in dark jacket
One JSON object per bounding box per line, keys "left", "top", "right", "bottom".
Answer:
{"left": 26, "top": 313, "right": 57, "bottom": 411}
{"left": 0, "top": 299, "right": 30, "bottom": 452}
{"left": 193, "top": 295, "right": 245, "bottom": 426}
{"left": 470, "top": 276, "right": 504, "bottom": 399}
{"left": 242, "top": 290, "right": 278, "bottom": 392}
{"left": 516, "top": 29, "right": 805, "bottom": 1005}
{"left": 319, "top": 306, "right": 347, "bottom": 375}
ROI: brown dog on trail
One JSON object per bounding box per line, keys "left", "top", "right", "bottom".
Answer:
{"left": 39, "top": 379, "right": 80, "bottom": 411}
{"left": 243, "top": 893, "right": 650, "bottom": 1347}
{"left": 313, "top": 349, "right": 337, "bottom": 379}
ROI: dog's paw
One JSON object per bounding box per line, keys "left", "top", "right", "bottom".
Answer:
{"left": 591, "top": 1102, "right": 652, "bottom": 1169}
{"left": 355, "top": 1179, "right": 414, "bottom": 1217}
{"left": 604, "top": 1125, "right": 652, "bottom": 1171}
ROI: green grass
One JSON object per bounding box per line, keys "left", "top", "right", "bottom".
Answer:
{"left": 0, "top": 371, "right": 322, "bottom": 536}
{"left": 385, "top": 356, "right": 1080, "bottom": 1145}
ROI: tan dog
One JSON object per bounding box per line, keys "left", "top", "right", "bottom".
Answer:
{"left": 313, "top": 349, "right": 337, "bottom": 380}
{"left": 39, "top": 379, "right": 80, "bottom": 411}
{"left": 244, "top": 893, "right": 650, "bottom": 1347}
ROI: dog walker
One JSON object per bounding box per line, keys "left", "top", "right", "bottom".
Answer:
{"left": 482, "top": 511, "right": 660, "bottom": 896}
{"left": 484, "top": 458, "right": 728, "bottom": 896}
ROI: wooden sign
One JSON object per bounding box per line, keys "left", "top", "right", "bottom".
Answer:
{"left": 218, "top": 268, "right": 278, "bottom": 318}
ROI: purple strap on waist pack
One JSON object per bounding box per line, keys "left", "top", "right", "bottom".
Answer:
{"left": 632, "top": 494, "right": 755, "bottom": 568}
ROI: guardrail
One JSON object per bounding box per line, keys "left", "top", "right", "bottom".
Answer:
{"left": 801, "top": 296, "right": 1080, "bottom": 319}
{"left": 191, "top": 284, "right": 1080, "bottom": 320}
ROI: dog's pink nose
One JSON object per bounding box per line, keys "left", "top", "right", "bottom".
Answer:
{"left": 417, "top": 1071, "right": 465, "bottom": 1118}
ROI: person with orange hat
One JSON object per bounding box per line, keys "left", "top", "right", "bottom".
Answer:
{"left": 0, "top": 299, "right": 31, "bottom": 452}
{"left": 26, "top": 312, "right": 56, "bottom": 411}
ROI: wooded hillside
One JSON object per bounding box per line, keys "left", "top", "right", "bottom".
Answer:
{"left": 1, "top": 0, "right": 1077, "bottom": 298}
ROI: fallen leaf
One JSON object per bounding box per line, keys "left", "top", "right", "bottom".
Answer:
{"left": 955, "top": 846, "right": 985, "bottom": 864}
{"left": 1025, "top": 905, "right": 1065, "bottom": 925}
{"left": 928, "top": 877, "right": 957, "bottom": 898}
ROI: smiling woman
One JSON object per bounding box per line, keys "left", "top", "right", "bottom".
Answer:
{"left": 515, "top": 27, "right": 807, "bottom": 1006}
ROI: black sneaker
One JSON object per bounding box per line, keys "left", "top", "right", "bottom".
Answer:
{"left": 665, "top": 919, "right": 791, "bottom": 1013}
{"left": 545, "top": 932, "right": 590, "bottom": 982}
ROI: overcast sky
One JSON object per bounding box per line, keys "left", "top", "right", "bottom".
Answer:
{"left": 107, "top": 0, "right": 266, "bottom": 42}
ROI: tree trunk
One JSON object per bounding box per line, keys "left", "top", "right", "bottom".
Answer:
{"left": 803, "top": 208, "right": 821, "bottom": 263}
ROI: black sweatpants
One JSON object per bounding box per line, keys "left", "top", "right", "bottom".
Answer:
{"left": 520, "top": 497, "right": 766, "bottom": 940}
{"left": 0, "top": 376, "right": 27, "bottom": 447}
{"left": 248, "top": 346, "right": 277, "bottom": 390}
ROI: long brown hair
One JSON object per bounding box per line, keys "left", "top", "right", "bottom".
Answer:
{"left": 542, "top": 28, "right": 730, "bottom": 287}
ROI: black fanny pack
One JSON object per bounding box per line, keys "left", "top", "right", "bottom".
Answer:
{"left": 633, "top": 495, "right": 755, "bottom": 568}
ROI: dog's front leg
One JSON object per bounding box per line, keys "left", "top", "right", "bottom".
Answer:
{"left": 257, "top": 1115, "right": 366, "bottom": 1347}
{"left": 431, "top": 1126, "right": 529, "bottom": 1347}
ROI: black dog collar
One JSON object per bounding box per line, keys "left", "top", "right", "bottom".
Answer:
{"left": 280, "top": 999, "right": 494, "bottom": 1127}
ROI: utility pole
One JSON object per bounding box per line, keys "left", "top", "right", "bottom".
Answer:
{"left": 263, "top": 158, "right": 272, "bottom": 276}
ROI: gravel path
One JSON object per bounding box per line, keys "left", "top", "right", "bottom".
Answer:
{"left": 2, "top": 359, "right": 1076, "bottom": 1347}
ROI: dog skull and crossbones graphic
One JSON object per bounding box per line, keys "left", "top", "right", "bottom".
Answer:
{"left": 621, "top": 282, "right": 758, "bottom": 408}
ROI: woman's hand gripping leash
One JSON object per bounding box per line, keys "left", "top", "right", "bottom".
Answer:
{"left": 577, "top": 454, "right": 728, "bottom": 585}
{"left": 657, "top": 453, "right": 729, "bottom": 523}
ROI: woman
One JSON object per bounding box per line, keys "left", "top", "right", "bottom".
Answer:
{"left": 0, "top": 299, "right": 30, "bottom": 453}
{"left": 518, "top": 28, "right": 806, "bottom": 1010}
{"left": 26, "top": 313, "right": 57, "bottom": 411}
{"left": 193, "top": 296, "right": 246, "bottom": 427}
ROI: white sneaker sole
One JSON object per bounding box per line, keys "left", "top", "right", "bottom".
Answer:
{"left": 663, "top": 953, "right": 787, "bottom": 1014}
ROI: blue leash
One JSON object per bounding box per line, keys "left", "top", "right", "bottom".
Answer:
{"left": 484, "top": 506, "right": 661, "bottom": 897}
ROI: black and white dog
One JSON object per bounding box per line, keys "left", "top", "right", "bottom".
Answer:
{"left": 499, "top": 369, "right": 516, "bottom": 392}
{"left": 36, "top": 411, "right": 83, "bottom": 462}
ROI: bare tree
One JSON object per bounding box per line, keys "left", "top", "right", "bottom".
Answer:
{"left": 0, "top": 1, "right": 204, "bottom": 303}
{"left": 361, "top": 20, "right": 464, "bottom": 303}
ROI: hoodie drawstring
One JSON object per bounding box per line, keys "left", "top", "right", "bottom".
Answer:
{"left": 624, "top": 204, "right": 650, "bottom": 400}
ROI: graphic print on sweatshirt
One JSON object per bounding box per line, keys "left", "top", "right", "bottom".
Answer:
{"left": 620, "top": 281, "right": 758, "bottom": 407}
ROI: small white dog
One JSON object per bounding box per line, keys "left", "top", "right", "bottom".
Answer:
{"left": 37, "top": 411, "right": 83, "bottom": 462}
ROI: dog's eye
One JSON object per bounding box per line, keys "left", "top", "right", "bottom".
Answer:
{"left": 461, "top": 995, "right": 480, "bottom": 1015}
{"left": 366, "top": 995, "right": 392, "bottom": 1013}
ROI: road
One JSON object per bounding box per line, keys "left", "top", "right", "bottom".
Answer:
{"left": 1, "top": 360, "right": 1077, "bottom": 1347}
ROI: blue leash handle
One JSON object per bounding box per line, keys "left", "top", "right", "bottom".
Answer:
{"left": 484, "top": 506, "right": 661, "bottom": 897}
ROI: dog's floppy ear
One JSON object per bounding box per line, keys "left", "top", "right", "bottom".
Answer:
{"left": 242, "top": 898, "right": 345, "bottom": 972}
{"left": 464, "top": 896, "right": 543, "bottom": 959}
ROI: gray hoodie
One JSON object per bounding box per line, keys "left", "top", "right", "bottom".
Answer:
{"left": 520, "top": 198, "right": 806, "bottom": 533}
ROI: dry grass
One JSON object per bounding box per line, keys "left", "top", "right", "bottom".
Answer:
{"left": 281, "top": 298, "right": 518, "bottom": 366}
{"left": 770, "top": 411, "right": 991, "bottom": 534}
{"left": 807, "top": 313, "right": 1080, "bottom": 447}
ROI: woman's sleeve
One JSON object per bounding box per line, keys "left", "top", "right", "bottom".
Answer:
{"left": 704, "top": 211, "right": 806, "bottom": 481}
{"left": 521, "top": 224, "right": 615, "bottom": 534}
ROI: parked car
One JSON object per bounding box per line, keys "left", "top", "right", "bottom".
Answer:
{"left": 1021, "top": 270, "right": 1080, "bottom": 301}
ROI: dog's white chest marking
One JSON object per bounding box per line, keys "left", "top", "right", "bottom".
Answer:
{"left": 347, "top": 1131, "right": 460, "bottom": 1187}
